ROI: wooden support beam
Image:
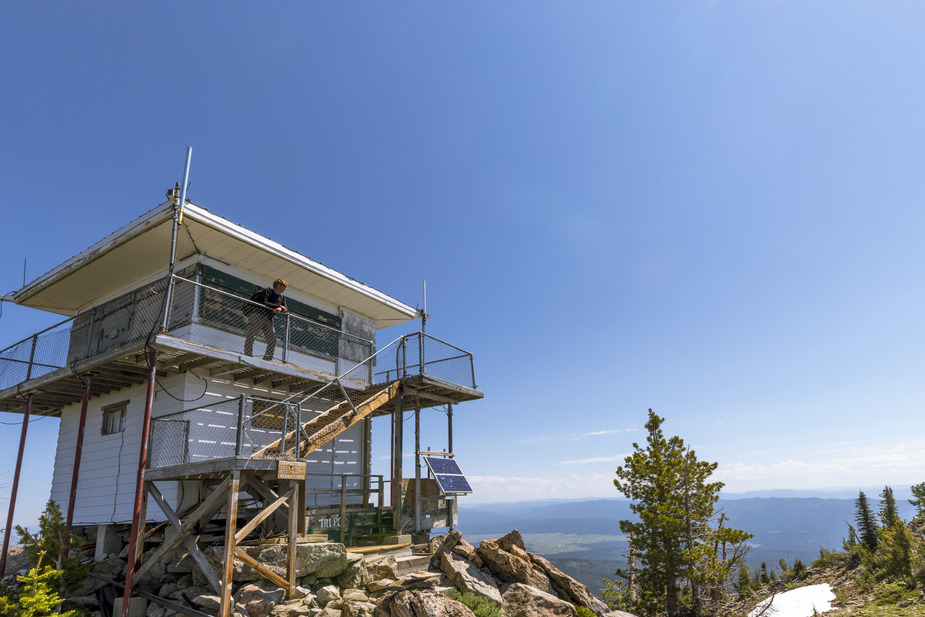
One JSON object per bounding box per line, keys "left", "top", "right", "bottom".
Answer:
{"left": 164, "top": 352, "right": 201, "bottom": 367}
{"left": 242, "top": 476, "right": 288, "bottom": 513}
{"left": 133, "top": 476, "right": 232, "bottom": 583}
{"left": 234, "top": 548, "right": 290, "bottom": 591}
{"left": 287, "top": 480, "right": 298, "bottom": 596}
{"left": 145, "top": 484, "right": 222, "bottom": 595}
{"left": 220, "top": 471, "right": 241, "bottom": 617}
{"left": 271, "top": 375, "right": 306, "bottom": 389}
{"left": 234, "top": 486, "right": 295, "bottom": 544}
{"left": 177, "top": 356, "right": 223, "bottom": 371}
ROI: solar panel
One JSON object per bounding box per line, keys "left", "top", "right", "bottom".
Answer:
{"left": 435, "top": 474, "right": 472, "bottom": 493}
{"left": 424, "top": 456, "right": 472, "bottom": 494}
{"left": 425, "top": 457, "right": 463, "bottom": 475}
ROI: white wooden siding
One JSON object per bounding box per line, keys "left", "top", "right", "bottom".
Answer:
{"left": 51, "top": 374, "right": 369, "bottom": 524}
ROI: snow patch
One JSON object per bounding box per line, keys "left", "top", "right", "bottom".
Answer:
{"left": 748, "top": 583, "right": 836, "bottom": 617}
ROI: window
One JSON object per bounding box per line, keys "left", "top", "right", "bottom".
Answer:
{"left": 102, "top": 401, "right": 127, "bottom": 435}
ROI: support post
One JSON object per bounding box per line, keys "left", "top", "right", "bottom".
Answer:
{"left": 447, "top": 403, "right": 453, "bottom": 455}
{"left": 219, "top": 471, "right": 240, "bottom": 617}
{"left": 414, "top": 406, "right": 421, "bottom": 533}
{"left": 447, "top": 403, "right": 454, "bottom": 532}
{"left": 235, "top": 395, "right": 245, "bottom": 456}
{"left": 0, "top": 394, "right": 32, "bottom": 577}
{"left": 122, "top": 348, "right": 158, "bottom": 617}
{"left": 161, "top": 147, "right": 192, "bottom": 332}
{"left": 361, "top": 418, "right": 371, "bottom": 506}
{"left": 64, "top": 376, "right": 92, "bottom": 558}
{"left": 287, "top": 480, "right": 298, "bottom": 597}
{"left": 339, "top": 477, "right": 347, "bottom": 544}
{"left": 391, "top": 390, "right": 403, "bottom": 531}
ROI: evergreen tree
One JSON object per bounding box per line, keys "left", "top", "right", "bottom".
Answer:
{"left": 855, "top": 491, "right": 879, "bottom": 550}
{"left": 735, "top": 564, "right": 752, "bottom": 598}
{"left": 878, "top": 520, "right": 917, "bottom": 588}
{"left": 879, "top": 486, "right": 900, "bottom": 529}
{"left": 606, "top": 410, "right": 752, "bottom": 617}
{"left": 14, "top": 500, "right": 88, "bottom": 600}
{"left": 909, "top": 482, "right": 925, "bottom": 522}
{"left": 0, "top": 562, "right": 78, "bottom": 617}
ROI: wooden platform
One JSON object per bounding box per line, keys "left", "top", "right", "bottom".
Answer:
{"left": 0, "top": 333, "right": 482, "bottom": 417}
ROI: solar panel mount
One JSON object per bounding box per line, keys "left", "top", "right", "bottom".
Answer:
{"left": 423, "top": 455, "right": 472, "bottom": 494}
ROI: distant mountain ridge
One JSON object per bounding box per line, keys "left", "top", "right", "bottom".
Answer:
{"left": 456, "top": 494, "right": 919, "bottom": 595}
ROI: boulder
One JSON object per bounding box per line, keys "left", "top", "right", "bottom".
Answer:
{"left": 164, "top": 548, "right": 197, "bottom": 574}
{"left": 336, "top": 553, "right": 369, "bottom": 589}
{"left": 134, "top": 556, "right": 167, "bottom": 593}
{"left": 496, "top": 529, "right": 527, "bottom": 552}
{"left": 386, "top": 590, "right": 476, "bottom": 617}
{"left": 439, "top": 551, "right": 502, "bottom": 606}
{"left": 477, "top": 538, "right": 554, "bottom": 594}
{"left": 429, "top": 530, "right": 463, "bottom": 568}
{"left": 530, "top": 553, "right": 611, "bottom": 616}
{"left": 190, "top": 594, "right": 222, "bottom": 613}
{"left": 316, "top": 584, "right": 342, "bottom": 606}
{"left": 91, "top": 555, "right": 126, "bottom": 579}
{"left": 298, "top": 543, "right": 348, "bottom": 578}
{"left": 367, "top": 560, "right": 398, "bottom": 582}
{"left": 450, "top": 539, "right": 483, "bottom": 568}
{"left": 214, "top": 542, "right": 348, "bottom": 583}
{"left": 397, "top": 570, "right": 441, "bottom": 590}
{"left": 341, "top": 600, "right": 376, "bottom": 617}
{"left": 343, "top": 589, "right": 370, "bottom": 603}
{"left": 501, "top": 583, "right": 577, "bottom": 617}
{"left": 270, "top": 600, "right": 308, "bottom": 617}
{"left": 234, "top": 583, "right": 286, "bottom": 617}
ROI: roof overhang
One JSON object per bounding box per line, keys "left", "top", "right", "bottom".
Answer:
{"left": 12, "top": 201, "right": 417, "bottom": 329}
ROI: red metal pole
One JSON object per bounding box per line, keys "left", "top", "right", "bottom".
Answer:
{"left": 122, "top": 349, "right": 157, "bottom": 617}
{"left": 0, "top": 394, "right": 32, "bottom": 577}
{"left": 63, "top": 376, "right": 91, "bottom": 559}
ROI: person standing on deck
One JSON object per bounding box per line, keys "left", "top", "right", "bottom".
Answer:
{"left": 243, "top": 278, "right": 288, "bottom": 360}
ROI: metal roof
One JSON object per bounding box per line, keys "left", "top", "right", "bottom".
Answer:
{"left": 12, "top": 201, "right": 417, "bottom": 329}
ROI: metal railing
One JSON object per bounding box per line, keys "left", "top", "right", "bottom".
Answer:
{"left": 149, "top": 394, "right": 315, "bottom": 468}
{"left": 373, "top": 332, "right": 476, "bottom": 389}
{"left": 148, "top": 330, "right": 476, "bottom": 469}
{"left": 304, "top": 473, "right": 388, "bottom": 543}
{"left": 0, "top": 273, "right": 374, "bottom": 391}
{"left": 0, "top": 318, "right": 75, "bottom": 390}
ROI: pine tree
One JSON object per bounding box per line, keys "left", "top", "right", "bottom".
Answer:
{"left": 909, "top": 482, "right": 925, "bottom": 522}
{"left": 14, "top": 500, "right": 88, "bottom": 600}
{"left": 0, "top": 562, "right": 78, "bottom": 617}
{"left": 606, "top": 410, "right": 752, "bottom": 617}
{"left": 878, "top": 521, "right": 917, "bottom": 588}
{"left": 879, "top": 486, "right": 900, "bottom": 529}
{"left": 855, "top": 491, "right": 879, "bottom": 550}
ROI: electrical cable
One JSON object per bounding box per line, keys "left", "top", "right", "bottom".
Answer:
{"left": 0, "top": 414, "right": 50, "bottom": 426}
{"left": 111, "top": 427, "right": 125, "bottom": 524}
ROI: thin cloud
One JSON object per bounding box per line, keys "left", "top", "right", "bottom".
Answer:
{"left": 557, "top": 454, "right": 628, "bottom": 466}
{"left": 521, "top": 428, "right": 636, "bottom": 444}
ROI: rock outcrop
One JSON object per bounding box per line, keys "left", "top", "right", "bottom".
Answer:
{"left": 61, "top": 529, "right": 626, "bottom": 617}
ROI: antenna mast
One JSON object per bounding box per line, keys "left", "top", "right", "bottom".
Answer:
{"left": 421, "top": 279, "right": 427, "bottom": 335}
{"left": 160, "top": 147, "right": 193, "bottom": 331}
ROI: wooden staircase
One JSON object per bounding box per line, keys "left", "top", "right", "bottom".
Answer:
{"left": 252, "top": 381, "right": 400, "bottom": 458}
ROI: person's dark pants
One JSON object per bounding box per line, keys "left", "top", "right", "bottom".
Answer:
{"left": 244, "top": 315, "right": 277, "bottom": 360}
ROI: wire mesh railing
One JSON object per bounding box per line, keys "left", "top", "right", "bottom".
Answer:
{"left": 0, "top": 273, "right": 375, "bottom": 391}
{"left": 0, "top": 320, "right": 74, "bottom": 391}
{"left": 373, "top": 332, "right": 476, "bottom": 389}
{"left": 149, "top": 394, "right": 316, "bottom": 468}
{"left": 0, "top": 272, "right": 477, "bottom": 397}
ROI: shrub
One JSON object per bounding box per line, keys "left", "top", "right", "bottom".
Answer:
{"left": 576, "top": 606, "right": 596, "bottom": 617}
{"left": 449, "top": 590, "right": 502, "bottom": 617}
{"left": 0, "top": 563, "right": 78, "bottom": 617}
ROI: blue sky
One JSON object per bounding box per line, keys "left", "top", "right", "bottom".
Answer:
{"left": 2, "top": 2, "right": 925, "bottom": 527}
